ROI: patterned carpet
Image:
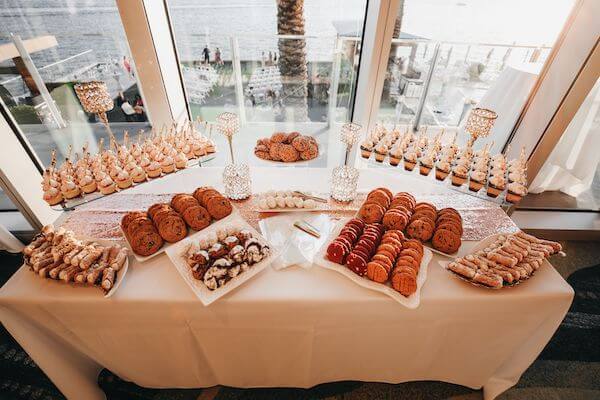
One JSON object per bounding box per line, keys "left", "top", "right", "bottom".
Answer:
{"left": 1, "top": 241, "right": 599, "bottom": 400}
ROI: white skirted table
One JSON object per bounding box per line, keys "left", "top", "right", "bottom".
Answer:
{"left": 0, "top": 168, "right": 573, "bottom": 400}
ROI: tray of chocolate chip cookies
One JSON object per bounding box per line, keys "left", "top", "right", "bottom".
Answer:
{"left": 120, "top": 186, "right": 235, "bottom": 262}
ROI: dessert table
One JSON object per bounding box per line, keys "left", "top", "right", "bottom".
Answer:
{"left": 0, "top": 167, "right": 573, "bottom": 400}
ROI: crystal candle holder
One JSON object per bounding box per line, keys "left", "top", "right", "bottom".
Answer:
{"left": 223, "top": 163, "right": 251, "bottom": 200}
{"left": 330, "top": 165, "right": 359, "bottom": 202}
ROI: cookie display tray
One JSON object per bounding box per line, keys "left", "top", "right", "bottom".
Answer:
{"left": 314, "top": 218, "right": 432, "bottom": 309}
{"left": 165, "top": 213, "right": 277, "bottom": 306}
{"left": 121, "top": 209, "right": 238, "bottom": 263}
{"left": 437, "top": 233, "right": 539, "bottom": 290}
{"left": 22, "top": 239, "right": 129, "bottom": 298}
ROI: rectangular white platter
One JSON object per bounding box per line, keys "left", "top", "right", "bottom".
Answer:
{"left": 314, "top": 218, "right": 432, "bottom": 309}
{"left": 121, "top": 210, "right": 238, "bottom": 263}
{"left": 165, "top": 213, "right": 277, "bottom": 306}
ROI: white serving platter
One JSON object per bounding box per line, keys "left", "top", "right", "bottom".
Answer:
{"left": 437, "top": 233, "right": 549, "bottom": 290}
{"left": 165, "top": 213, "right": 276, "bottom": 306}
{"left": 23, "top": 238, "right": 129, "bottom": 298}
{"left": 121, "top": 209, "right": 238, "bottom": 262}
{"left": 313, "top": 218, "right": 432, "bottom": 309}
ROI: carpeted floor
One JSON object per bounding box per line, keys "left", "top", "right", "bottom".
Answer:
{"left": 1, "top": 241, "right": 599, "bottom": 400}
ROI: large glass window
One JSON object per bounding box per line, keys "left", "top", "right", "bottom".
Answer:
{"left": 374, "top": 0, "right": 574, "bottom": 155}
{"left": 167, "top": 0, "right": 367, "bottom": 167}
{"left": 0, "top": 0, "right": 150, "bottom": 167}
{"left": 522, "top": 76, "right": 600, "bottom": 211}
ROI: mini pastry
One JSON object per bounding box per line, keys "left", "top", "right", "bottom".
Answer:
{"left": 388, "top": 145, "right": 403, "bottom": 166}
{"left": 506, "top": 182, "right": 527, "bottom": 203}
{"left": 469, "top": 170, "right": 487, "bottom": 192}
{"left": 360, "top": 139, "right": 374, "bottom": 159}
{"left": 374, "top": 142, "right": 388, "bottom": 162}
{"left": 79, "top": 174, "right": 97, "bottom": 194}
{"left": 98, "top": 176, "right": 117, "bottom": 195}
{"left": 161, "top": 156, "right": 176, "bottom": 174}
{"left": 487, "top": 182, "right": 508, "bottom": 207}
{"left": 61, "top": 179, "right": 81, "bottom": 199}
{"left": 175, "top": 152, "right": 188, "bottom": 169}
{"left": 451, "top": 164, "right": 468, "bottom": 186}
{"left": 147, "top": 161, "right": 162, "bottom": 178}
{"left": 403, "top": 150, "right": 418, "bottom": 171}
{"left": 116, "top": 170, "right": 133, "bottom": 189}
{"left": 419, "top": 153, "right": 435, "bottom": 176}
{"left": 43, "top": 187, "right": 63, "bottom": 205}
{"left": 435, "top": 159, "right": 451, "bottom": 181}
{"left": 131, "top": 166, "right": 147, "bottom": 183}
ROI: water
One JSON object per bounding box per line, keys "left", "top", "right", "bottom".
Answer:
{"left": 0, "top": 0, "right": 573, "bottom": 66}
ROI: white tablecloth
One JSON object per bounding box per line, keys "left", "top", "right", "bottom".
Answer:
{"left": 0, "top": 168, "right": 573, "bottom": 400}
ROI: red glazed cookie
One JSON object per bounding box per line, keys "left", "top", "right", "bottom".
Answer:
{"left": 345, "top": 252, "right": 368, "bottom": 276}
{"left": 327, "top": 241, "right": 347, "bottom": 264}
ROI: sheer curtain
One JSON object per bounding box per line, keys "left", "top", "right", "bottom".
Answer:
{"left": 529, "top": 77, "right": 600, "bottom": 197}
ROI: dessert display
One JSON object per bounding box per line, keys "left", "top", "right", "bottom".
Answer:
{"left": 356, "top": 189, "right": 463, "bottom": 255}
{"left": 22, "top": 225, "right": 127, "bottom": 293}
{"left": 41, "top": 122, "right": 216, "bottom": 207}
{"left": 359, "top": 124, "right": 529, "bottom": 204}
{"left": 256, "top": 190, "right": 318, "bottom": 211}
{"left": 446, "top": 231, "right": 563, "bottom": 289}
{"left": 254, "top": 132, "right": 319, "bottom": 162}
{"left": 183, "top": 225, "right": 271, "bottom": 291}
{"left": 121, "top": 187, "right": 232, "bottom": 257}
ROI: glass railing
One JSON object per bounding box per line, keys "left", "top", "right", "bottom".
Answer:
{"left": 0, "top": 32, "right": 149, "bottom": 167}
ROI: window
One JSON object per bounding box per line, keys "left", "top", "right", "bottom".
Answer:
{"left": 522, "top": 76, "right": 600, "bottom": 211}
{"left": 0, "top": 0, "right": 150, "bottom": 168}
{"left": 167, "top": 0, "right": 368, "bottom": 167}
{"left": 374, "top": 0, "right": 574, "bottom": 155}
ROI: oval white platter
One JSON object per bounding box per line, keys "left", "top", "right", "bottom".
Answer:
{"left": 437, "top": 233, "right": 530, "bottom": 290}
{"left": 313, "top": 218, "right": 432, "bottom": 309}
{"left": 22, "top": 238, "right": 128, "bottom": 298}
{"left": 165, "top": 213, "right": 277, "bottom": 306}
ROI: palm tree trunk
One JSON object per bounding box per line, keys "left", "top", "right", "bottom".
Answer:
{"left": 277, "top": 0, "right": 308, "bottom": 121}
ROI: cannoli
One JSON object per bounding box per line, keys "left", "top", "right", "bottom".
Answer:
{"left": 110, "top": 248, "right": 128, "bottom": 271}
{"left": 86, "top": 263, "right": 107, "bottom": 284}
{"left": 487, "top": 251, "right": 517, "bottom": 268}
{"left": 71, "top": 245, "right": 92, "bottom": 266}
{"left": 32, "top": 254, "right": 54, "bottom": 272}
{"left": 59, "top": 265, "right": 81, "bottom": 282}
{"left": 447, "top": 261, "right": 476, "bottom": 279}
{"left": 101, "top": 267, "right": 115, "bottom": 291}
{"left": 23, "top": 235, "right": 46, "bottom": 256}
{"left": 49, "top": 263, "right": 70, "bottom": 279}
{"left": 63, "top": 245, "right": 83, "bottom": 264}
{"left": 472, "top": 271, "right": 503, "bottom": 288}
{"left": 80, "top": 247, "right": 103, "bottom": 269}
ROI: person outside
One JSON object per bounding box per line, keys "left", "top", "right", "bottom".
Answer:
{"left": 215, "top": 48, "right": 223, "bottom": 66}
{"left": 133, "top": 94, "right": 146, "bottom": 122}
{"left": 116, "top": 91, "right": 136, "bottom": 122}
{"left": 202, "top": 46, "right": 210, "bottom": 64}
{"left": 122, "top": 56, "right": 132, "bottom": 78}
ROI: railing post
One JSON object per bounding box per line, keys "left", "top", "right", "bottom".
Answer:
{"left": 328, "top": 37, "right": 342, "bottom": 128}
{"left": 413, "top": 42, "right": 440, "bottom": 132}
{"left": 230, "top": 36, "right": 247, "bottom": 126}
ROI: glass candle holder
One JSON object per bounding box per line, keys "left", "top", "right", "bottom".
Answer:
{"left": 330, "top": 165, "right": 359, "bottom": 202}
{"left": 223, "top": 163, "right": 252, "bottom": 200}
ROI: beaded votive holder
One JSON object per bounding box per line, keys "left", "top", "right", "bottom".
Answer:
{"left": 330, "top": 165, "right": 359, "bottom": 202}
{"left": 223, "top": 163, "right": 252, "bottom": 200}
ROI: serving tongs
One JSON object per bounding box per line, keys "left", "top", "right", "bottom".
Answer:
{"left": 292, "top": 191, "right": 328, "bottom": 204}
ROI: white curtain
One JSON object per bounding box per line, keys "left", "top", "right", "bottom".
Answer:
{"left": 529, "top": 78, "right": 600, "bottom": 196}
